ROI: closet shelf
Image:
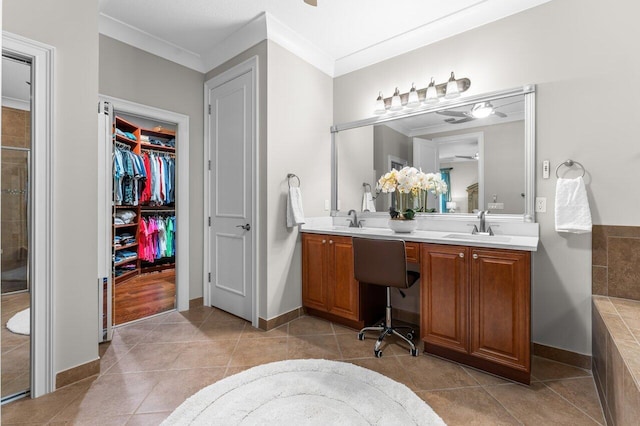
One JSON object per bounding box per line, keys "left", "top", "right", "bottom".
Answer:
{"left": 115, "top": 134, "right": 139, "bottom": 148}
{"left": 114, "top": 242, "right": 138, "bottom": 251}
{"left": 140, "top": 142, "right": 175, "bottom": 153}
{"left": 115, "top": 223, "right": 138, "bottom": 229}
{"left": 114, "top": 256, "right": 138, "bottom": 267}
{"left": 115, "top": 269, "right": 139, "bottom": 284}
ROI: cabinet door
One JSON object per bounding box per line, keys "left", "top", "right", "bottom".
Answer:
{"left": 470, "top": 249, "right": 530, "bottom": 371}
{"left": 327, "top": 236, "right": 359, "bottom": 321}
{"left": 421, "top": 244, "right": 469, "bottom": 353}
{"left": 302, "top": 234, "right": 329, "bottom": 311}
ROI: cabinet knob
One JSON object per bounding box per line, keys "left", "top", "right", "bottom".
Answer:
{"left": 459, "top": 252, "right": 464, "bottom": 258}
{"left": 473, "top": 253, "right": 478, "bottom": 259}
{"left": 322, "top": 239, "right": 326, "bottom": 244}
{"left": 329, "top": 240, "right": 334, "bottom": 244}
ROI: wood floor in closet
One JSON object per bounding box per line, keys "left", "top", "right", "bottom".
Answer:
{"left": 114, "top": 269, "right": 175, "bottom": 325}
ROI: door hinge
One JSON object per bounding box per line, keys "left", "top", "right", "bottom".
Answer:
{"left": 208, "top": 272, "right": 211, "bottom": 282}
{"left": 208, "top": 160, "right": 211, "bottom": 171}
{"left": 208, "top": 104, "right": 211, "bottom": 114}
{"left": 208, "top": 217, "right": 211, "bottom": 226}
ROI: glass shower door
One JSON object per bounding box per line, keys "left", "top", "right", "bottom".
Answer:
{"left": 1, "top": 147, "right": 31, "bottom": 400}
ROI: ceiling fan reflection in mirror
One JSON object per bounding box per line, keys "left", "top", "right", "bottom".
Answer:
{"left": 438, "top": 101, "right": 515, "bottom": 124}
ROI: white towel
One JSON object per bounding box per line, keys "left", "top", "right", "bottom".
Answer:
{"left": 361, "top": 192, "right": 376, "bottom": 212}
{"left": 555, "top": 176, "right": 592, "bottom": 233}
{"left": 286, "top": 187, "right": 305, "bottom": 228}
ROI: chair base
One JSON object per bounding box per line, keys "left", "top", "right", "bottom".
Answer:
{"left": 357, "top": 287, "right": 419, "bottom": 357}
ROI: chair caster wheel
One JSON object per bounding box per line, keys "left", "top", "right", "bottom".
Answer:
{"left": 406, "top": 332, "right": 414, "bottom": 341}
{"left": 357, "top": 332, "right": 365, "bottom": 341}
{"left": 374, "top": 349, "right": 383, "bottom": 358}
{"left": 410, "top": 348, "right": 419, "bottom": 357}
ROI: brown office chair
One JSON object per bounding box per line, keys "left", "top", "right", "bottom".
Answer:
{"left": 352, "top": 237, "right": 420, "bottom": 357}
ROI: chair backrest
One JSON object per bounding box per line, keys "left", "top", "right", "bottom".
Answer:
{"left": 352, "top": 237, "right": 409, "bottom": 289}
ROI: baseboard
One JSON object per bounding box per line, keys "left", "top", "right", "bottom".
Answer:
{"left": 258, "top": 307, "right": 304, "bottom": 331}
{"left": 533, "top": 342, "right": 592, "bottom": 370}
{"left": 392, "top": 308, "right": 419, "bottom": 326}
{"left": 55, "top": 358, "right": 100, "bottom": 389}
{"left": 189, "top": 297, "right": 204, "bottom": 309}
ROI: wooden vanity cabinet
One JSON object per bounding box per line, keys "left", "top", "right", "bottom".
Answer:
{"left": 421, "top": 243, "right": 531, "bottom": 384}
{"left": 302, "top": 233, "right": 385, "bottom": 329}
{"left": 302, "top": 233, "right": 360, "bottom": 326}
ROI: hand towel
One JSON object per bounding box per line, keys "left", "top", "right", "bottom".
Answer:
{"left": 361, "top": 192, "right": 376, "bottom": 212}
{"left": 286, "top": 187, "right": 305, "bottom": 228}
{"left": 555, "top": 176, "right": 592, "bottom": 233}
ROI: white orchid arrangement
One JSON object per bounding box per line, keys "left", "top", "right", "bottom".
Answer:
{"left": 377, "top": 166, "right": 448, "bottom": 218}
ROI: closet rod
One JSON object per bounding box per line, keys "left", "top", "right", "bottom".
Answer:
{"left": 141, "top": 147, "right": 175, "bottom": 157}
{"left": 114, "top": 141, "right": 132, "bottom": 150}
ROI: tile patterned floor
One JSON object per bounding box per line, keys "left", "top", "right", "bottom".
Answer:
{"left": 2, "top": 306, "right": 605, "bottom": 425}
{"left": 1, "top": 292, "right": 30, "bottom": 399}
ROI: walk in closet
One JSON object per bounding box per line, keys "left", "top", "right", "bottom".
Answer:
{"left": 111, "top": 114, "right": 177, "bottom": 325}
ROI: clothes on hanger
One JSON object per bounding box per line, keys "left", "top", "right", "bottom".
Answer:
{"left": 138, "top": 215, "right": 176, "bottom": 263}
{"left": 113, "top": 146, "right": 146, "bottom": 206}
{"left": 139, "top": 152, "right": 175, "bottom": 206}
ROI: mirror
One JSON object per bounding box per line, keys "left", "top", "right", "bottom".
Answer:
{"left": 333, "top": 86, "right": 535, "bottom": 220}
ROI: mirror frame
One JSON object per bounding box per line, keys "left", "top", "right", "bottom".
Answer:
{"left": 331, "top": 85, "right": 536, "bottom": 222}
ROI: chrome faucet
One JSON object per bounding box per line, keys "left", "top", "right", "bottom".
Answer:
{"left": 346, "top": 209, "right": 362, "bottom": 228}
{"left": 472, "top": 210, "right": 493, "bottom": 235}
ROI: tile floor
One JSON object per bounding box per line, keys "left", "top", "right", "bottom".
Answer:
{"left": 2, "top": 305, "right": 605, "bottom": 425}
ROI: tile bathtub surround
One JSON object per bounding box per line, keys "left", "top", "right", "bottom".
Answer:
{"left": 592, "top": 296, "right": 640, "bottom": 425}
{"left": 3, "top": 308, "right": 605, "bottom": 425}
{"left": 592, "top": 225, "right": 640, "bottom": 300}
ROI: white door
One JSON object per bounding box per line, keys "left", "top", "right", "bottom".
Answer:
{"left": 413, "top": 137, "right": 440, "bottom": 211}
{"left": 207, "top": 69, "right": 254, "bottom": 322}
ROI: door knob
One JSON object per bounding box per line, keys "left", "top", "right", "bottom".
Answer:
{"left": 236, "top": 224, "right": 251, "bottom": 231}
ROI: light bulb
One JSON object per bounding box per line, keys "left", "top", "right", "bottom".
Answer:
{"left": 406, "top": 83, "right": 420, "bottom": 108}
{"left": 471, "top": 102, "right": 493, "bottom": 118}
{"left": 424, "top": 78, "right": 438, "bottom": 104}
{"left": 444, "top": 71, "right": 460, "bottom": 99}
{"left": 390, "top": 87, "right": 402, "bottom": 111}
{"left": 374, "top": 92, "right": 386, "bottom": 115}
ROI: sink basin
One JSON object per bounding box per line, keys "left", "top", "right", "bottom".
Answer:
{"left": 443, "top": 233, "right": 511, "bottom": 243}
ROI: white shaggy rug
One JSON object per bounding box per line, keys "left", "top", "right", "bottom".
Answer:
{"left": 6, "top": 308, "right": 30, "bottom": 335}
{"left": 162, "top": 359, "right": 446, "bottom": 425}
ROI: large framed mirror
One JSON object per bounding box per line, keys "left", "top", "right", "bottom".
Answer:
{"left": 331, "top": 85, "right": 535, "bottom": 222}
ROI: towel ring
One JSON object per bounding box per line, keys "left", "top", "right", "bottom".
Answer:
{"left": 555, "top": 159, "right": 585, "bottom": 178}
{"left": 362, "top": 183, "right": 372, "bottom": 192}
{"left": 287, "top": 173, "right": 300, "bottom": 188}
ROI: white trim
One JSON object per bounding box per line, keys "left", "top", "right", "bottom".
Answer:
{"left": 264, "top": 13, "right": 333, "bottom": 77}
{"left": 2, "top": 96, "right": 30, "bottom": 111}
{"left": 3, "top": 31, "right": 56, "bottom": 398}
{"left": 204, "top": 56, "right": 259, "bottom": 328}
{"left": 99, "top": 13, "right": 205, "bottom": 72}
{"left": 97, "top": 95, "right": 190, "bottom": 312}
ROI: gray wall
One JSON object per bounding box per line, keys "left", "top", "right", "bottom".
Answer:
{"left": 99, "top": 35, "right": 205, "bottom": 300}
{"left": 4, "top": 0, "right": 100, "bottom": 374}
{"left": 334, "top": 0, "right": 640, "bottom": 356}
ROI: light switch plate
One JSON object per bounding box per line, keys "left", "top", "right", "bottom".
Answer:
{"left": 535, "top": 197, "right": 547, "bottom": 213}
{"left": 324, "top": 200, "right": 330, "bottom": 211}
{"left": 543, "top": 160, "right": 550, "bottom": 179}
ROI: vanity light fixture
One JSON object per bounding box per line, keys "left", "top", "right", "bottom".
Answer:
{"left": 424, "top": 78, "right": 439, "bottom": 104}
{"left": 444, "top": 71, "right": 460, "bottom": 99}
{"left": 406, "top": 83, "right": 420, "bottom": 108}
{"left": 374, "top": 92, "right": 386, "bottom": 115}
{"left": 373, "top": 72, "right": 470, "bottom": 114}
{"left": 390, "top": 87, "right": 403, "bottom": 111}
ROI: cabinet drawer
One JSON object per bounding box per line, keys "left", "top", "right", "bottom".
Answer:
{"left": 405, "top": 242, "right": 420, "bottom": 263}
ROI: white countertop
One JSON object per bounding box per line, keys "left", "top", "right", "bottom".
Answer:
{"left": 300, "top": 218, "right": 539, "bottom": 252}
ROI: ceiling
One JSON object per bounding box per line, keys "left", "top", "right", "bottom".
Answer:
{"left": 1, "top": 57, "right": 31, "bottom": 110}
{"left": 98, "top": 0, "right": 552, "bottom": 76}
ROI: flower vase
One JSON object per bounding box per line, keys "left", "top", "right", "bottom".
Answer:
{"left": 395, "top": 192, "right": 412, "bottom": 214}
{"left": 388, "top": 218, "right": 418, "bottom": 233}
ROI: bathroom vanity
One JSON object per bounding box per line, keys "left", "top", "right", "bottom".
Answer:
{"left": 300, "top": 223, "right": 537, "bottom": 384}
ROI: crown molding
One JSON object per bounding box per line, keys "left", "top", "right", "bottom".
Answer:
{"left": 201, "top": 13, "right": 268, "bottom": 74}
{"left": 2, "top": 96, "right": 30, "bottom": 111}
{"left": 99, "top": 13, "right": 206, "bottom": 72}
{"left": 264, "top": 12, "right": 334, "bottom": 77}
{"left": 333, "top": 0, "right": 552, "bottom": 77}
{"left": 99, "top": 0, "right": 551, "bottom": 77}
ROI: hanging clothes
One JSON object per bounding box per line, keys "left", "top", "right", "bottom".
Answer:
{"left": 113, "top": 146, "right": 147, "bottom": 206}
{"left": 138, "top": 214, "right": 176, "bottom": 263}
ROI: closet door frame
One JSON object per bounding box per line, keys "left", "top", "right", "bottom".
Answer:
{"left": 3, "top": 32, "right": 55, "bottom": 398}
{"left": 97, "top": 95, "right": 190, "bottom": 316}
